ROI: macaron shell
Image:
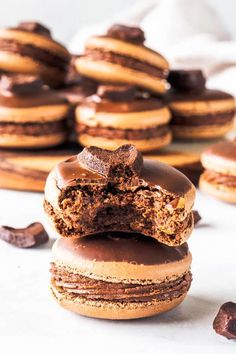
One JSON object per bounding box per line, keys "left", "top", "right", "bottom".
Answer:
{"left": 0, "top": 104, "right": 69, "bottom": 123}
{"left": 76, "top": 105, "right": 171, "bottom": 130}
{"left": 199, "top": 175, "right": 236, "bottom": 203}
{"left": 0, "top": 52, "right": 66, "bottom": 87}
{"left": 0, "top": 132, "right": 66, "bottom": 148}
{"left": 169, "top": 98, "right": 235, "bottom": 116}
{"left": 201, "top": 141, "right": 236, "bottom": 176}
{"left": 85, "top": 36, "right": 169, "bottom": 70}
{"left": 171, "top": 122, "right": 234, "bottom": 139}
{"left": 51, "top": 283, "right": 187, "bottom": 320}
{"left": 77, "top": 131, "right": 172, "bottom": 152}
{"left": 76, "top": 57, "right": 167, "bottom": 95}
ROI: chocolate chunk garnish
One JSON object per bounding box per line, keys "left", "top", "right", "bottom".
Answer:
{"left": 97, "top": 85, "right": 136, "bottom": 102}
{"left": 18, "top": 21, "right": 51, "bottom": 37}
{"left": 213, "top": 302, "right": 236, "bottom": 339}
{"left": 0, "top": 222, "right": 49, "bottom": 248}
{"left": 78, "top": 144, "right": 143, "bottom": 182}
{"left": 107, "top": 24, "right": 145, "bottom": 45}
{"left": 168, "top": 70, "right": 206, "bottom": 92}
{"left": 0, "top": 74, "right": 43, "bottom": 95}
{"left": 193, "top": 210, "right": 201, "bottom": 225}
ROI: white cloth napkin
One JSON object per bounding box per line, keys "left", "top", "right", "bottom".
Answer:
{"left": 69, "top": 0, "right": 236, "bottom": 97}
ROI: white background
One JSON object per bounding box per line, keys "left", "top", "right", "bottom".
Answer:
{"left": 0, "top": 0, "right": 235, "bottom": 43}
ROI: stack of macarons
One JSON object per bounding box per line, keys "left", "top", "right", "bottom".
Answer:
{"left": 0, "top": 20, "right": 72, "bottom": 149}
{"left": 167, "top": 70, "right": 236, "bottom": 140}
{"left": 200, "top": 140, "right": 236, "bottom": 203}
{"left": 75, "top": 24, "right": 172, "bottom": 152}
{"left": 44, "top": 144, "right": 196, "bottom": 320}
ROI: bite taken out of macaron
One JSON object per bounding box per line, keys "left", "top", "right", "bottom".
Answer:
{"left": 76, "top": 84, "right": 172, "bottom": 152}
{"left": 75, "top": 24, "right": 169, "bottom": 95}
{"left": 44, "top": 144, "right": 196, "bottom": 246}
{"left": 50, "top": 232, "right": 192, "bottom": 320}
{"left": 0, "top": 21, "right": 70, "bottom": 87}
{"left": 0, "top": 74, "right": 69, "bottom": 148}
{"left": 167, "top": 70, "right": 236, "bottom": 140}
{"left": 200, "top": 140, "right": 236, "bottom": 203}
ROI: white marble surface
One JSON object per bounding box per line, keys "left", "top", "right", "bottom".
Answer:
{"left": 0, "top": 188, "right": 236, "bottom": 353}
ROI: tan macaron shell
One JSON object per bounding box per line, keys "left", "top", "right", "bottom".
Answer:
{"left": 199, "top": 176, "right": 236, "bottom": 203}
{"left": 76, "top": 104, "right": 171, "bottom": 130}
{"left": 0, "top": 132, "right": 66, "bottom": 148}
{"left": 171, "top": 122, "right": 234, "bottom": 139}
{"left": 76, "top": 57, "right": 167, "bottom": 95}
{"left": 77, "top": 132, "right": 172, "bottom": 152}
{"left": 201, "top": 141, "right": 236, "bottom": 176}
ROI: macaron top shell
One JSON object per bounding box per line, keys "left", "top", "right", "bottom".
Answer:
{"left": 52, "top": 233, "right": 192, "bottom": 283}
{"left": 201, "top": 141, "right": 236, "bottom": 176}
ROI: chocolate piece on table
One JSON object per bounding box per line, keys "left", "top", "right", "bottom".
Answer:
{"left": 213, "top": 302, "right": 236, "bottom": 339}
{"left": 17, "top": 21, "right": 51, "bottom": 37}
{"left": 96, "top": 84, "right": 137, "bottom": 102}
{"left": 168, "top": 70, "right": 206, "bottom": 92}
{"left": 0, "top": 74, "right": 43, "bottom": 95}
{"left": 0, "top": 222, "right": 49, "bottom": 248}
{"left": 107, "top": 24, "right": 145, "bottom": 45}
{"left": 193, "top": 210, "right": 201, "bottom": 225}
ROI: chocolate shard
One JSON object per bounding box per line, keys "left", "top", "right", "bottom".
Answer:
{"left": 107, "top": 24, "right": 145, "bottom": 45}
{"left": 18, "top": 21, "right": 51, "bottom": 37}
{"left": 97, "top": 84, "right": 137, "bottom": 102}
{"left": 0, "top": 74, "right": 43, "bottom": 95}
{"left": 193, "top": 210, "right": 201, "bottom": 225}
{"left": 0, "top": 222, "right": 49, "bottom": 248}
{"left": 168, "top": 70, "right": 206, "bottom": 92}
{"left": 77, "top": 144, "right": 143, "bottom": 181}
{"left": 213, "top": 302, "right": 236, "bottom": 339}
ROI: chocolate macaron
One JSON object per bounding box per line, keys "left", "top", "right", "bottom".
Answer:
{"left": 167, "top": 70, "right": 235, "bottom": 139}
{"left": 50, "top": 232, "right": 192, "bottom": 320}
{"left": 0, "top": 74, "right": 69, "bottom": 148}
{"left": 44, "top": 144, "right": 195, "bottom": 246}
{"left": 75, "top": 24, "right": 169, "bottom": 95}
{"left": 76, "top": 85, "right": 172, "bottom": 151}
{"left": 0, "top": 21, "right": 70, "bottom": 87}
{"left": 200, "top": 140, "right": 236, "bottom": 203}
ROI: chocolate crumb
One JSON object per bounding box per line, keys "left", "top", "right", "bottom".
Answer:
{"left": 213, "top": 302, "right": 236, "bottom": 339}
{"left": 0, "top": 222, "right": 49, "bottom": 248}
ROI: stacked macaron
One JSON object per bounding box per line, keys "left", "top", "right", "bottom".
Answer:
{"left": 167, "top": 70, "right": 236, "bottom": 140}
{"left": 0, "top": 74, "right": 69, "bottom": 148}
{"left": 200, "top": 140, "right": 236, "bottom": 203}
{"left": 76, "top": 84, "right": 171, "bottom": 151}
{"left": 0, "top": 21, "right": 70, "bottom": 87}
{"left": 0, "top": 20, "right": 73, "bottom": 149}
{"left": 44, "top": 144, "right": 196, "bottom": 320}
{"left": 75, "top": 24, "right": 171, "bottom": 151}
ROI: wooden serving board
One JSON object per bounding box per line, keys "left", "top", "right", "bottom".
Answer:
{"left": 0, "top": 143, "right": 203, "bottom": 192}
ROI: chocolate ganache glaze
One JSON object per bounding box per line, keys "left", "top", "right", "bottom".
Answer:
{"left": 53, "top": 232, "right": 190, "bottom": 265}
{"left": 55, "top": 144, "right": 192, "bottom": 196}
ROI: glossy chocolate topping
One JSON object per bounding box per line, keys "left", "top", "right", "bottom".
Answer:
{"left": 107, "top": 24, "right": 145, "bottom": 45}
{"left": 17, "top": 21, "right": 51, "bottom": 38}
{"left": 0, "top": 82, "right": 67, "bottom": 108}
{"left": 55, "top": 144, "right": 192, "bottom": 195}
{"left": 203, "top": 141, "right": 236, "bottom": 162}
{"left": 168, "top": 87, "right": 234, "bottom": 103}
{"left": 97, "top": 84, "right": 136, "bottom": 102}
{"left": 54, "top": 232, "right": 189, "bottom": 265}
{"left": 0, "top": 74, "right": 43, "bottom": 95}
{"left": 168, "top": 70, "right": 206, "bottom": 92}
{"left": 83, "top": 96, "right": 165, "bottom": 113}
